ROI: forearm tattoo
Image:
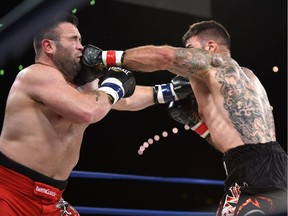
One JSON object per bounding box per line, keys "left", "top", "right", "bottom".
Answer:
{"left": 89, "top": 90, "right": 100, "bottom": 101}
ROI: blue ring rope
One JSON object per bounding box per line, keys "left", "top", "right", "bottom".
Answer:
{"left": 74, "top": 206, "right": 215, "bottom": 215}
{"left": 71, "top": 170, "right": 223, "bottom": 215}
{"left": 70, "top": 170, "right": 224, "bottom": 186}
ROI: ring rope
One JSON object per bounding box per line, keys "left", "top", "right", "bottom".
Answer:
{"left": 70, "top": 170, "right": 223, "bottom": 215}
{"left": 74, "top": 206, "right": 215, "bottom": 215}
{"left": 70, "top": 170, "right": 224, "bottom": 185}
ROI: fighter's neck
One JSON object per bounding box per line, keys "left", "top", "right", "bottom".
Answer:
{"left": 35, "top": 61, "right": 55, "bottom": 68}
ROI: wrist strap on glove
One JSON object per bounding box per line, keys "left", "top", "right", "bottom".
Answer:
{"left": 98, "top": 78, "right": 124, "bottom": 105}
{"left": 153, "top": 83, "right": 178, "bottom": 104}
{"left": 190, "top": 120, "right": 209, "bottom": 138}
{"left": 102, "top": 51, "right": 125, "bottom": 67}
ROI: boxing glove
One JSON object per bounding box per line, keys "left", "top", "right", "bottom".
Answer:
{"left": 73, "top": 45, "right": 111, "bottom": 86}
{"left": 82, "top": 44, "right": 124, "bottom": 70}
{"left": 98, "top": 67, "right": 136, "bottom": 104}
{"left": 153, "top": 75, "right": 192, "bottom": 104}
{"left": 167, "top": 94, "right": 209, "bottom": 138}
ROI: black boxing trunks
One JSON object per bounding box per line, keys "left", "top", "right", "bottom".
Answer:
{"left": 217, "top": 142, "right": 287, "bottom": 216}
{"left": 0, "top": 152, "right": 79, "bottom": 216}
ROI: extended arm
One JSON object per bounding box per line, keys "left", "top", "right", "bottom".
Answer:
{"left": 80, "top": 44, "right": 220, "bottom": 79}
{"left": 114, "top": 75, "right": 193, "bottom": 111}
{"left": 123, "top": 45, "right": 176, "bottom": 72}
{"left": 77, "top": 48, "right": 194, "bottom": 112}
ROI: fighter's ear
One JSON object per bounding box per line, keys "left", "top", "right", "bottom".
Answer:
{"left": 42, "top": 39, "right": 55, "bottom": 54}
{"left": 205, "top": 40, "right": 217, "bottom": 52}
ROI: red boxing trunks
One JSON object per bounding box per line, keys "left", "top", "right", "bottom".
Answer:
{"left": 0, "top": 152, "right": 79, "bottom": 216}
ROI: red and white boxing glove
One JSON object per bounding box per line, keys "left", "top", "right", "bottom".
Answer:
{"left": 81, "top": 44, "right": 125, "bottom": 70}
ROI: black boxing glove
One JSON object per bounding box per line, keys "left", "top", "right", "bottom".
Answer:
{"left": 98, "top": 67, "right": 136, "bottom": 104}
{"left": 82, "top": 44, "right": 125, "bottom": 70}
{"left": 153, "top": 75, "right": 192, "bottom": 104}
{"left": 167, "top": 94, "right": 209, "bottom": 138}
{"left": 73, "top": 45, "right": 106, "bottom": 86}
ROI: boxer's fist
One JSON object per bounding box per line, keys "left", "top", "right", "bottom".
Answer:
{"left": 98, "top": 67, "right": 136, "bottom": 104}
{"left": 81, "top": 44, "right": 106, "bottom": 72}
{"left": 167, "top": 94, "right": 209, "bottom": 138}
{"left": 82, "top": 44, "right": 124, "bottom": 70}
{"left": 153, "top": 75, "right": 192, "bottom": 104}
{"left": 73, "top": 46, "right": 107, "bottom": 86}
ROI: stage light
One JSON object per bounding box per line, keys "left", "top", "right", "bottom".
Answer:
{"left": 272, "top": 66, "right": 279, "bottom": 73}
{"left": 18, "top": 65, "right": 23, "bottom": 71}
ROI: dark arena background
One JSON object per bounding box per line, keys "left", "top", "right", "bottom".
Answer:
{"left": 0, "top": 0, "right": 287, "bottom": 215}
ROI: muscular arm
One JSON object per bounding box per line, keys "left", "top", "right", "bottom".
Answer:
{"left": 77, "top": 78, "right": 154, "bottom": 111}
{"left": 113, "top": 85, "right": 154, "bottom": 111}
{"left": 123, "top": 45, "right": 175, "bottom": 72}
{"left": 19, "top": 65, "right": 113, "bottom": 124}
{"left": 122, "top": 45, "right": 223, "bottom": 77}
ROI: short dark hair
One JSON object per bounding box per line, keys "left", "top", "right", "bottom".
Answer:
{"left": 182, "top": 20, "right": 231, "bottom": 50}
{"left": 33, "top": 13, "right": 79, "bottom": 52}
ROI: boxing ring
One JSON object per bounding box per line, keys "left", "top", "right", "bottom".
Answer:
{"left": 70, "top": 170, "right": 224, "bottom": 215}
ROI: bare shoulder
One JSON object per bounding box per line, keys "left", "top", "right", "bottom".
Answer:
{"left": 17, "top": 64, "right": 64, "bottom": 83}
{"left": 12, "top": 64, "right": 70, "bottom": 103}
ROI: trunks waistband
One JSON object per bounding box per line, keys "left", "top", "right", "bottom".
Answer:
{"left": 223, "top": 141, "right": 286, "bottom": 172}
{"left": 0, "top": 151, "right": 67, "bottom": 190}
